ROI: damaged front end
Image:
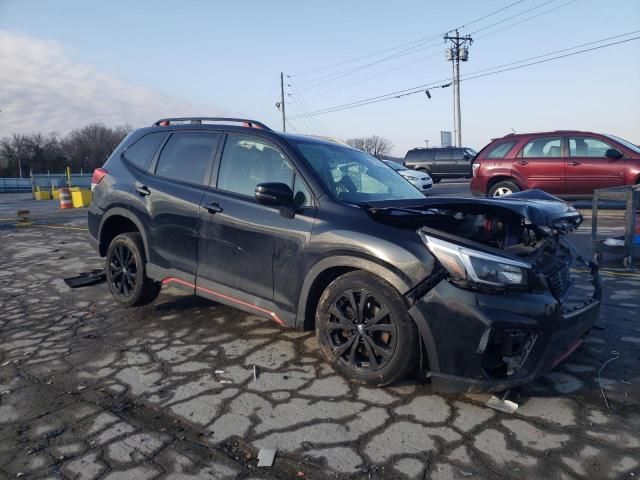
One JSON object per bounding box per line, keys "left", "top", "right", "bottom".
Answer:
{"left": 368, "top": 190, "right": 602, "bottom": 392}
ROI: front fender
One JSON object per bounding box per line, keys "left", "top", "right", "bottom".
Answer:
{"left": 296, "top": 254, "right": 417, "bottom": 330}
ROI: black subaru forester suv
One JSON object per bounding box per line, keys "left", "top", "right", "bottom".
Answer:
{"left": 88, "top": 118, "right": 601, "bottom": 392}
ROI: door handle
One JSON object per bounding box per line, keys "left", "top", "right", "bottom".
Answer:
{"left": 517, "top": 160, "right": 529, "bottom": 165}
{"left": 568, "top": 161, "right": 581, "bottom": 166}
{"left": 204, "top": 202, "right": 223, "bottom": 214}
{"left": 136, "top": 185, "right": 150, "bottom": 196}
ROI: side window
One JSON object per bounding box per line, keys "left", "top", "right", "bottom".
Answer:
{"left": 154, "top": 132, "right": 220, "bottom": 185}
{"left": 218, "top": 135, "right": 304, "bottom": 200}
{"left": 434, "top": 150, "right": 452, "bottom": 161}
{"left": 486, "top": 141, "right": 516, "bottom": 159}
{"left": 122, "top": 132, "right": 166, "bottom": 170}
{"left": 521, "top": 137, "right": 562, "bottom": 158}
{"left": 569, "top": 137, "right": 613, "bottom": 157}
{"left": 293, "top": 175, "right": 312, "bottom": 207}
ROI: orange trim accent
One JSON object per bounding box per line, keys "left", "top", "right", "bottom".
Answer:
{"left": 162, "top": 277, "right": 284, "bottom": 325}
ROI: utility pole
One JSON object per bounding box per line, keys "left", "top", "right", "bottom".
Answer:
{"left": 280, "top": 72, "right": 286, "bottom": 132}
{"left": 445, "top": 30, "right": 472, "bottom": 147}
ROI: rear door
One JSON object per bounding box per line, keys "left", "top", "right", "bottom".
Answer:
{"left": 565, "top": 135, "right": 625, "bottom": 194}
{"left": 433, "top": 149, "right": 453, "bottom": 176}
{"left": 197, "top": 133, "right": 316, "bottom": 315}
{"left": 512, "top": 136, "right": 566, "bottom": 194}
{"left": 132, "top": 130, "right": 221, "bottom": 284}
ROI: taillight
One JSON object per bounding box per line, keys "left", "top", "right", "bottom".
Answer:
{"left": 91, "top": 168, "right": 108, "bottom": 191}
{"left": 472, "top": 162, "right": 480, "bottom": 177}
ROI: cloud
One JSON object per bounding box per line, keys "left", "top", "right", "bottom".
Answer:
{"left": 0, "top": 30, "right": 209, "bottom": 135}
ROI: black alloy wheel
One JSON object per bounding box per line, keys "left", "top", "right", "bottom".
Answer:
{"left": 105, "top": 232, "right": 161, "bottom": 307}
{"left": 326, "top": 289, "right": 397, "bottom": 371}
{"left": 109, "top": 243, "right": 137, "bottom": 298}
{"left": 316, "top": 271, "right": 419, "bottom": 386}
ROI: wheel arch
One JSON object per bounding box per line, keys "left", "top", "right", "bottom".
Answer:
{"left": 98, "top": 208, "right": 148, "bottom": 258}
{"left": 487, "top": 175, "right": 521, "bottom": 193}
{"left": 297, "top": 256, "right": 411, "bottom": 332}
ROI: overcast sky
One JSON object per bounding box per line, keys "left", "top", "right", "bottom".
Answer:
{"left": 1, "top": 0, "right": 639, "bottom": 155}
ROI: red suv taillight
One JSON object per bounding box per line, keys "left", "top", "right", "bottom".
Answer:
{"left": 472, "top": 162, "right": 480, "bottom": 177}
{"left": 91, "top": 168, "right": 108, "bottom": 191}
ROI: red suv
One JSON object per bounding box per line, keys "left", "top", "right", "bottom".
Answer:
{"left": 471, "top": 131, "right": 640, "bottom": 197}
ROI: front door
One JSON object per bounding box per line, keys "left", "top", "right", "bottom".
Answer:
{"left": 512, "top": 136, "right": 566, "bottom": 194}
{"left": 133, "top": 131, "right": 220, "bottom": 284}
{"left": 197, "top": 133, "right": 316, "bottom": 320}
{"left": 565, "top": 136, "right": 625, "bottom": 195}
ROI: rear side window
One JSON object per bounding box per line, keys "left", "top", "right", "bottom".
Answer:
{"left": 155, "top": 132, "right": 220, "bottom": 185}
{"left": 486, "top": 142, "right": 515, "bottom": 159}
{"left": 521, "top": 137, "right": 562, "bottom": 158}
{"left": 122, "top": 132, "right": 166, "bottom": 170}
{"left": 434, "top": 150, "right": 452, "bottom": 161}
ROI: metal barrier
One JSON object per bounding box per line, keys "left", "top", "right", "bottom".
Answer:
{"left": 31, "top": 173, "right": 92, "bottom": 190}
{"left": 0, "top": 177, "right": 32, "bottom": 193}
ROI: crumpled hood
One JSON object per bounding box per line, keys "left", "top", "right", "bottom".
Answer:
{"left": 367, "top": 189, "right": 582, "bottom": 230}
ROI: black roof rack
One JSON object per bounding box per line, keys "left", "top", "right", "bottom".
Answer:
{"left": 152, "top": 117, "right": 272, "bottom": 131}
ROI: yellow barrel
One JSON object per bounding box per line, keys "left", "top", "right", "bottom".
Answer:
{"left": 59, "top": 187, "right": 73, "bottom": 209}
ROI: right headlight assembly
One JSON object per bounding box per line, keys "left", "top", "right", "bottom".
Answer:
{"left": 419, "top": 232, "right": 531, "bottom": 287}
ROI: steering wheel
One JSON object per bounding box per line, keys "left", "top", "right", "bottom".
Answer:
{"left": 336, "top": 175, "right": 357, "bottom": 194}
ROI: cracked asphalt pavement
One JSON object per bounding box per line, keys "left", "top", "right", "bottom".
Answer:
{"left": 0, "top": 195, "right": 639, "bottom": 479}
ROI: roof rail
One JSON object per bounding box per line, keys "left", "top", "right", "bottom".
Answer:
{"left": 152, "top": 117, "right": 273, "bottom": 131}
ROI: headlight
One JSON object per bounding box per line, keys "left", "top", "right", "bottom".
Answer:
{"left": 419, "top": 232, "right": 530, "bottom": 287}
{"left": 403, "top": 175, "right": 419, "bottom": 181}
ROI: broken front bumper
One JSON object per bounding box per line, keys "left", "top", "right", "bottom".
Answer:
{"left": 408, "top": 266, "right": 601, "bottom": 393}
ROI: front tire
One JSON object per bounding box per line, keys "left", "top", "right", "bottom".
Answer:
{"left": 489, "top": 180, "right": 520, "bottom": 197}
{"left": 315, "top": 271, "right": 419, "bottom": 386}
{"left": 106, "top": 233, "right": 161, "bottom": 307}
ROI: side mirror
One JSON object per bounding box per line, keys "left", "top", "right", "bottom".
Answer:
{"left": 255, "top": 182, "right": 294, "bottom": 207}
{"left": 463, "top": 153, "right": 471, "bottom": 160}
{"left": 605, "top": 148, "right": 623, "bottom": 159}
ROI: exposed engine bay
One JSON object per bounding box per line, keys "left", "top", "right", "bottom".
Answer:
{"left": 367, "top": 195, "right": 585, "bottom": 300}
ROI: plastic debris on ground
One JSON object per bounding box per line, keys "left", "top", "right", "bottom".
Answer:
{"left": 63, "top": 269, "right": 106, "bottom": 288}
{"left": 257, "top": 448, "right": 276, "bottom": 467}
{"left": 485, "top": 395, "right": 519, "bottom": 414}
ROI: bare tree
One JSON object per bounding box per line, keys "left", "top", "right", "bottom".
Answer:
{"left": 346, "top": 135, "right": 394, "bottom": 158}
{"left": 0, "top": 124, "right": 131, "bottom": 176}
{"left": 0, "top": 134, "right": 31, "bottom": 177}
{"left": 61, "top": 123, "right": 130, "bottom": 172}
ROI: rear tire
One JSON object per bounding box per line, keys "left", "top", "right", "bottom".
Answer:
{"left": 106, "top": 233, "right": 161, "bottom": 307}
{"left": 489, "top": 180, "right": 520, "bottom": 197}
{"left": 315, "top": 271, "right": 419, "bottom": 386}
{"left": 432, "top": 177, "right": 442, "bottom": 183}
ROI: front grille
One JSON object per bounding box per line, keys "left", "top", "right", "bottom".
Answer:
{"left": 546, "top": 262, "right": 572, "bottom": 300}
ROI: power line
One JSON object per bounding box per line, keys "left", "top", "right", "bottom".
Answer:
{"left": 307, "top": 51, "right": 442, "bottom": 100}
{"left": 469, "top": 0, "right": 557, "bottom": 34}
{"left": 291, "top": 31, "right": 639, "bottom": 117}
{"left": 304, "top": 0, "right": 576, "bottom": 101}
{"left": 288, "top": 33, "right": 640, "bottom": 119}
{"left": 289, "top": 0, "right": 527, "bottom": 79}
{"left": 286, "top": 94, "right": 320, "bottom": 134}
{"left": 287, "top": 81, "right": 327, "bottom": 135}
{"left": 475, "top": 0, "right": 576, "bottom": 40}
{"left": 290, "top": 82, "right": 328, "bottom": 135}
{"left": 285, "top": 119, "right": 300, "bottom": 133}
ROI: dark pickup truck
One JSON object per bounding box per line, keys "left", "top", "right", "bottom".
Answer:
{"left": 404, "top": 146, "right": 477, "bottom": 182}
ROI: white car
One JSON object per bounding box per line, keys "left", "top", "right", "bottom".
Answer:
{"left": 384, "top": 160, "right": 433, "bottom": 193}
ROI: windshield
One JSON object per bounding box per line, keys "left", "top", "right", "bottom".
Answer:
{"left": 604, "top": 134, "right": 640, "bottom": 154}
{"left": 295, "top": 141, "right": 424, "bottom": 202}
{"left": 383, "top": 160, "right": 406, "bottom": 171}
